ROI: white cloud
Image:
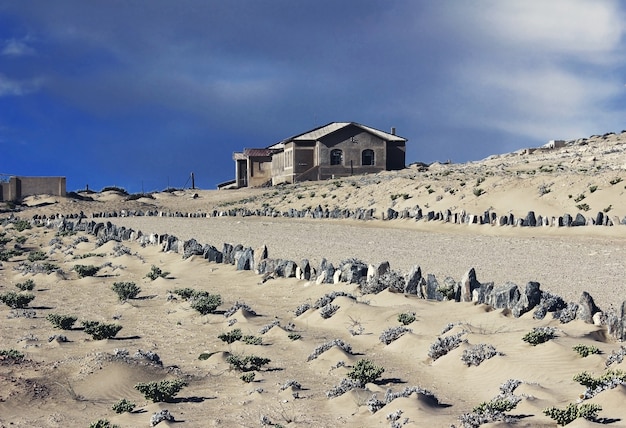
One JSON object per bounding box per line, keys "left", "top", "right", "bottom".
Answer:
{"left": 2, "top": 38, "right": 35, "bottom": 56}
{"left": 0, "top": 74, "right": 41, "bottom": 96}
{"left": 441, "top": 0, "right": 626, "bottom": 142}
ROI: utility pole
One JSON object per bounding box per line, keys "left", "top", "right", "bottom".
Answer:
{"left": 191, "top": 172, "right": 195, "bottom": 190}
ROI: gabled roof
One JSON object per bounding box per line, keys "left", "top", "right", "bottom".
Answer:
{"left": 277, "top": 122, "right": 406, "bottom": 146}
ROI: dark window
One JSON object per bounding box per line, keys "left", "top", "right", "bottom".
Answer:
{"left": 362, "top": 149, "right": 375, "bottom": 166}
{"left": 330, "top": 149, "right": 343, "bottom": 165}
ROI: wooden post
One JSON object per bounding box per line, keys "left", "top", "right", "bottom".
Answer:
{"left": 191, "top": 172, "right": 195, "bottom": 189}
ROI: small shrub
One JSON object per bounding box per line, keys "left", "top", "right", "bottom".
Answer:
{"left": 428, "top": 332, "right": 466, "bottom": 360}
{"left": 13, "top": 220, "right": 32, "bottom": 232}
{"left": 242, "top": 335, "right": 262, "bottom": 345}
{"left": 573, "top": 369, "right": 626, "bottom": 391}
{"left": 473, "top": 188, "right": 485, "bottom": 197}
{"left": 287, "top": 333, "right": 301, "bottom": 341}
{"left": 574, "top": 193, "right": 586, "bottom": 202}
{"left": 573, "top": 344, "right": 600, "bottom": 358}
{"left": 226, "top": 354, "right": 271, "bottom": 372}
{"left": 46, "top": 313, "right": 77, "bottom": 330}
{"left": 190, "top": 293, "right": 222, "bottom": 315}
{"left": 146, "top": 265, "right": 169, "bottom": 280}
{"left": 89, "top": 420, "right": 120, "bottom": 428}
{"left": 171, "top": 288, "right": 197, "bottom": 300}
{"left": 74, "top": 264, "right": 100, "bottom": 278}
{"left": 100, "top": 186, "right": 128, "bottom": 194}
{"left": 522, "top": 326, "right": 556, "bottom": 346}
{"left": 198, "top": 352, "right": 217, "bottom": 360}
{"left": 112, "top": 398, "right": 136, "bottom": 414}
{"left": 347, "top": 359, "right": 384, "bottom": 386}
{"left": 576, "top": 203, "right": 590, "bottom": 211}
{"left": 81, "top": 321, "right": 122, "bottom": 340}
{"left": 461, "top": 343, "right": 502, "bottom": 366}
{"left": 0, "top": 248, "right": 22, "bottom": 261}
{"left": 307, "top": 339, "right": 352, "bottom": 361}
{"left": 397, "top": 312, "right": 416, "bottom": 325}
{"left": 589, "top": 185, "right": 598, "bottom": 193}
{"left": 326, "top": 378, "right": 363, "bottom": 398}
{"left": 609, "top": 177, "right": 622, "bottom": 185}
{"left": 27, "top": 251, "right": 47, "bottom": 262}
{"left": 0, "top": 349, "right": 25, "bottom": 361}
{"left": 111, "top": 281, "right": 141, "bottom": 301}
{"left": 379, "top": 326, "right": 412, "bottom": 345}
{"left": 543, "top": 403, "right": 601, "bottom": 425}
{"left": 0, "top": 291, "right": 35, "bottom": 308}
{"left": 319, "top": 303, "right": 339, "bottom": 319}
{"left": 15, "top": 279, "right": 35, "bottom": 291}
{"left": 473, "top": 398, "right": 519, "bottom": 415}
{"left": 134, "top": 379, "right": 188, "bottom": 402}
{"left": 603, "top": 204, "right": 613, "bottom": 213}
{"left": 218, "top": 329, "right": 243, "bottom": 344}
{"left": 240, "top": 372, "right": 255, "bottom": 383}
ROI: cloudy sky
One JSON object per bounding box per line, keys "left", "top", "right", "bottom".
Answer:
{"left": 1, "top": 1, "right": 625, "bottom": 192}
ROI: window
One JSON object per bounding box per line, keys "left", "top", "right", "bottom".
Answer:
{"left": 362, "top": 149, "right": 375, "bottom": 166}
{"left": 330, "top": 149, "right": 343, "bottom": 165}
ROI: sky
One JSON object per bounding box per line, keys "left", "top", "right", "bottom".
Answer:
{"left": 1, "top": 1, "right": 626, "bottom": 192}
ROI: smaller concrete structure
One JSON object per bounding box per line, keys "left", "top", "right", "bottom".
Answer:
{"left": 0, "top": 176, "right": 66, "bottom": 202}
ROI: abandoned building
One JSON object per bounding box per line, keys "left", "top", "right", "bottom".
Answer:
{"left": 231, "top": 122, "right": 407, "bottom": 188}
{"left": 0, "top": 176, "right": 67, "bottom": 202}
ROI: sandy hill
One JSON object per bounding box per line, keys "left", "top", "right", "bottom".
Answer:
{"left": 1, "top": 132, "right": 626, "bottom": 427}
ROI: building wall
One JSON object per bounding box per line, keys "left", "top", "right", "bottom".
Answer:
{"left": 247, "top": 156, "right": 273, "bottom": 187}
{"left": 0, "top": 176, "right": 66, "bottom": 202}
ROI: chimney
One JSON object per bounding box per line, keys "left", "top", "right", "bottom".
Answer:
{"left": 391, "top": 127, "right": 396, "bottom": 135}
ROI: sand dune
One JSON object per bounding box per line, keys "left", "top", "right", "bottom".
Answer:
{"left": 2, "top": 133, "right": 626, "bottom": 426}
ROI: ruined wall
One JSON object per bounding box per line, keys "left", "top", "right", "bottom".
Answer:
{"left": 0, "top": 176, "right": 66, "bottom": 202}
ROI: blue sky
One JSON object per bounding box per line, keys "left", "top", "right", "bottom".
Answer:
{"left": 1, "top": 1, "right": 625, "bottom": 192}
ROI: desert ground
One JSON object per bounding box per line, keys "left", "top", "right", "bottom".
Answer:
{"left": 2, "top": 132, "right": 626, "bottom": 427}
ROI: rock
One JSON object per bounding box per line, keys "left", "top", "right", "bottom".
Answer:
{"left": 404, "top": 266, "right": 422, "bottom": 295}
{"left": 460, "top": 268, "right": 480, "bottom": 302}
{"left": 253, "top": 244, "right": 268, "bottom": 269}
{"left": 525, "top": 211, "right": 537, "bottom": 227}
{"left": 182, "top": 238, "right": 204, "bottom": 259}
{"left": 338, "top": 259, "right": 368, "bottom": 284}
{"left": 203, "top": 245, "right": 223, "bottom": 263}
{"left": 486, "top": 282, "right": 520, "bottom": 310}
{"left": 300, "top": 259, "right": 311, "bottom": 280}
{"left": 511, "top": 281, "right": 542, "bottom": 317}
{"left": 234, "top": 247, "right": 254, "bottom": 270}
{"left": 576, "top": 291, "right": 600, "bottom": 323}
{"left": 571, "top": 213, "right": 586, "bottom": 226}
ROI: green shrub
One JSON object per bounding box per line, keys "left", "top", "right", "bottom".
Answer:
{"left": 0, "top": 249, "right": 22, "bottom": 261}
{"left": 543, "top": 403, "right": 601, "bottom": 425}
{"left": 574, "top": 193, "right": 586, "bottom": 202}
{"left": 198, "top": 352, "right": 217, "bottom": 360}
{"left": 288, "top": 333, "right": 301, "bottom": 341}
{"left": 74, "top": 264, "right": 100, "bottom": 278}
{"left": 171, "top": 287, "right": 197, "bottom": 300}
{"left": 218, "top": 329, "right": 243, "bottom": 344}
{"left": 573, "top": 344, "right": 600, "bottom": 358}
{"left": 13, "top": 220, "right": 31, "bottom": 232}
{"left": 134, "top": 379, "right": 188, "bottom": 402}
{"left": 15, "top": 236, "right": 27, "bottom": 245}
{"left": 473, "top": 398, "right": 519, "bottom": 415}
{"left": 576, "top": 203, "right": 590, "bottom": 211}
{"left": 573, "top": 369, "right": 626, "bottom": 390}
{"left": 190, "top": 293, "right": 222, "bottom": 315}
{"left": 27, "top": 251, "right": 47, "bottom": 262}
{"left": 610, "top": 177, "right": 622, "bottom": 185}
{"left": 89, "top": 420, "right": 120, "bottom": 428}
{"left": 522, "top": 327, "right": 556, "bottom": 346}
{"left": 0, "top": 291, "right": 35, "bottom": 308}
{"left": 242, "top": 335, "right": 263, "bottom": 345}
{"left": 0, "top": 349, "right": 25, "bottom": 361}
{"left": 146, "top": 265, "right": 169, "bottom": 280}
{"left": 240, "top": 372, "right": 255, "bottom": 383}
{"left": 100, "top": 186, "right": 128, "bottom": 195}
{"left": 46, "top": 313, "right": 78, "bottom": 330}
{"left": 111, "top": 281, "right": 141, "bottom": 301}
{"left": 589, "top": 185, "right": 598, "bottom": 193}
{"left": 111, "top": 398, "right": 136, "bottom": 414}
{"left": 346, "top": 359, "right": 384, "bottom": 386}
{"left": 81, "top": 321, "right": 122, "bottom": 340}
{"left": 15, "top": 279, "right": 35, "bottom": 291}
{"left": 397, "top": 312, "right": 416, "bottom": 325}
{"left": 226, "top": 354, "right": 271, "bottom": 372}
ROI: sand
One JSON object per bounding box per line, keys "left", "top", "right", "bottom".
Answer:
{"left": 2, "top": 134, "right": 626, "bottom": 427}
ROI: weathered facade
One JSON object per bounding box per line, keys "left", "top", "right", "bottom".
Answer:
{"left": 232, "top": 122, "right": 407, "bottom": 188}
{"left": 0, "top": 176, "right": 66, "bottom": 202}
{"left": 232, "top": 148, "right": 275, "bottom": 188}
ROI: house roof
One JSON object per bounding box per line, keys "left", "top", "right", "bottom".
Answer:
{"left": 277, "top": 122, "right": 407, "bottom": 145}
{"left": 243, "top": 148, "right": 273, "bottom": 157}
